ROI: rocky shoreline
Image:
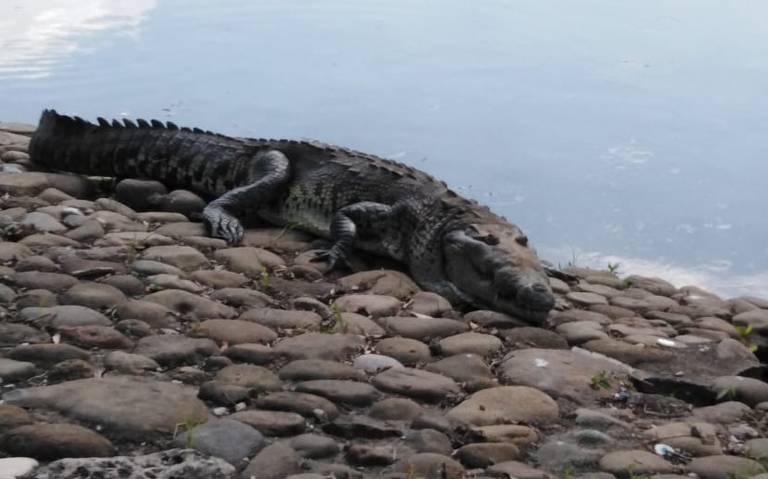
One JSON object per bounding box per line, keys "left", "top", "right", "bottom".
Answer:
{"left": 0, "top": 120, "right": 767, "bottom": 479}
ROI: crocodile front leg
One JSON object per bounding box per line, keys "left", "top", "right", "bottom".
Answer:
{"left": 203, "top": 150, "right": 290, "bottom": 244}
{"left": 313, "top": 201, "right": 399, "bottom": 270}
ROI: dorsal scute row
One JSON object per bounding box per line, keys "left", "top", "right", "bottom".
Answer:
{"left": 48, "top": 110, "right": 230, "bottom": 139}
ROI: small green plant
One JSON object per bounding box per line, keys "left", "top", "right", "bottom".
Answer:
{"left": 259, "top": 266, "right": 270, "bottom": 290}
{"left": 561, "top": 464, "right": 575, "bottom": 479}
{"left": 321, "top": 303, "right": 346, "bottom": 333}
{"left": 716, "top": 386, "right": 738, "bottom": 401}
{"left": 174, "top": 417, "right": 205, "bottom": 449}
{"left": 590, "top": 370, "right": 612, "bottom": 390}
{"left": 607, "top": 262, "right": 621, "bottom": 274}
{"left": 734, "top": 324, "right": 759, "bottom": 353}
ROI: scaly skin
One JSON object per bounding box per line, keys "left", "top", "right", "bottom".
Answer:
{"left": 30, "top": 110, "right": 555, "bottom": 323}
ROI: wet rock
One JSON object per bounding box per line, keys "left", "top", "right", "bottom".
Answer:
{"left": 393, "top": 453, "right": 465, "bottom": 479}
{"left": 114, "top": 179, "right": 167, "bottom": 211}
{"left": 336, "top": 269, "right": 420, "bottom": 299}
{"left": 556, "top": 320, "right": 610, "bottom": 344}
{"left": 65, "top": 219, "right": 105, "bottom": 241}
{"left": 8, "top": 344, "right": 89, "bottom": 366}
{"left": 499, "top": 326, "right": 569, "bottom": 349}
{"left": 214, "top": 364, "right": 282, "bottom": 392}
{"left": 372, "top": 367, "right": 459, "bottom": 401}
{"left": 346, "top": 444, "right": 396, "bottom": 466}
{"left": 469, "top": 424, "right": 539, "bottom": 445}
{"left": 210, "top": 288, "right": 274, "bottom": 308}
{"left": 409, "top": 291, "right": 453, "bottom": 316}
{"left": 692, "top": 401, "right": 752, "bottom": 423}
{"left": 296, "top": 379, "right": 379, "bottom": 406}
{"left": 406, "top": 428, "right": 453, "bottom": 454}
{"left": 240, "top": 307, "right": 322, "bottom": 331}
{"left": 0, "top": 358, "right": 36, "bottom": 382}
{"left": 599, "top": 450, "right": 675, "bottom": 476}
{"left": 425, "top": 354, "right": 496, "bottom": 391}
{"left": 255, "top": 391, "right": 340, "bottom": 421}
{"left": 500, "top": 348, "right": 633, "bottom": 404}
{"left": 104, "top": 350, "right": 160, "bottom": 373}
{"left": 241, "top": 442, "right": 302, "bottom": 479}
{"left": 456, "top": 442, "right": 521, "bottom": 468}
{"left": 375, "top": 337, "right": 431, "bottom": 365}
{"left": 353, "top": 353, "right": 405, "bottom": 373}
{"left": 687, "top": 455, "right": 765, "bottom": 479}
{"left": 0, "top": 405, "right": 33, "bottom": 434}
{"left": 172, "top": 418, "right": 264, "bottom": 465}
{"left": 486, "top": 460, "right": 552, "bottom": 479}
{"left": 197, "top": 381, "right": 250, "bottom": 406}
{"left": 279, "top": 359, "right": 366, "bottom": 381}
{"left": 115, "top": 299, "right": 177, "bottom": 328}
{"left": 134, "top": 335, "right": 219, "bottom": 367}
{"left": 0, "top": 423, "right": 114, "bottom": 460}
{"left": 145, "top": 273, "right": 205, "bottom": 293}
{"left": 3, "top": 376, "right": 208, "bottom": 437}
{"left": 14, "top": 271, "right": 78, "bottom": 292}
{"left": 99, "top": 274, "right": 144, "bottom": 296}
{"left": 31, "top": 448, "right": 235, "bottom": 479}
{"left": 195, "top": 319, "right": 277, "bottom": 345}
{"left": 567, "top": 291, "right": 609, "bottom": 306}
{"left": 138, "top": 211, "right": 189, "bottom": 223}
{"left": 334, "top": 312, "right": 386, "bottom": 336}
{"left": 60, "top": 282, "right": 126, "bottom": 309}
{"left": 132, "top": 259, "right": 186, "bottom": 277}
{"left": 0, "top": 283, "right": 16, "bottom": 305}
{"left": 378, "top": 315, "right": 468, "bottom": 340}
{"left": 581, "top": 338, "right": 673, "bottom": 366}
{"left": 229, "top": 410, "right": 306, "bottom": 436}
{"left": 447, "top": 386, "right": 559, "bottom": 426}
{"left": 0, "top": 323, "right": 51, "bottom": 346}
{"left": 369, "top": 397, "right": 426, "bottom": 421}
{"left": 161, "top": 190, "right": 206, "bottom": 216}
{"left": 16, "top": 255, "right": 59, "bottom": 272}
{"left": 141, "top": 245, "right": 209, "bottom": 271}
{"left": 191, "top": 269, "right": 249, "bottom": 288}
{"left": 0, "top": 242, "right": 32, "bottom": 262}
{"left": 0, "top": 172, "right": 50, "bottom": 196}
{"left": 57, "top": 325, "right": 133, "bottom": 349}
{"left": 20, "top": 233, "right": 80, "bottom": 248}
{"left": 273, "top": 333, "right": 365, "bottom": 361}
{"left": 573, "top": 408, "right": 631, "bottom": 430}
{"left": 437, "top": 332, "right": 503, "bottom": 357}
{"left": 222, "top": 343, "right": 277, "bottom": 365}
{"left": 213, "top": 247, "right": 284, "bottom": 277}
{"left": 144, "top": 289, "right": 236, "bottom": 319}
{"left": 154, "top": 221, "right": 207, "bottom": 238}
{"left": 644, "top": 421, "right": 722, "bottom": 456}
{"left": 242, "top": 227, "right": 315, "bottom": 252}
{"left": 48, "top": 358, "right": 95, "bottom": 381}
{"left": 19, "top": 304, "right": 111, "bottom": 328}
{"left": 334, "top": 293, "right": 401, "bottom": 318}
{"left": 58, "top": 256, "right": 125, "bottom": 279}
{"left": 733, "top": 309, "right": 768, "bottom": 332}
{"left": 746, "top": 438, "right": 768, "bottom": 460}
{"left": 712, "top": 376, "right": 768, "bottom": 406}
{"left": 323, "top": 414, "right": 402, "bottom": 439}
{"left": 21, "top": 211, "right": 67, "bottom": 233}
{"left": 290, "top": 433, "right": 340, "bottom": 459}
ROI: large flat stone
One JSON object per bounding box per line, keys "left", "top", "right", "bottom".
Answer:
{"left": 2, "top": 376, "right": 208, "bottom": 438}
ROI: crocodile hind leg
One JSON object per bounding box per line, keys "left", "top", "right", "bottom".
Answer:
{"left": 312, "top": 201, "right": 400, "bottom": 270}
{"left": 203, "top": 150, "right": 290, "bottom": 244}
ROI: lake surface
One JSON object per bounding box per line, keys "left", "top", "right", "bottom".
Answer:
{"left": 1, "top": 0, "right": 766, "bottom": 298}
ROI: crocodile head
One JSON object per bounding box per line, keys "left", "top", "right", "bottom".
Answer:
{"left": 443, "top": 222, "right": 555, "bottom": 323}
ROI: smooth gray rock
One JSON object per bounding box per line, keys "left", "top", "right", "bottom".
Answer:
{"left": 172, "top": 418, "right": 264, "bottom": 466}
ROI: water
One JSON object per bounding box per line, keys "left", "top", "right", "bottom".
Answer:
{"left": 1, "top": 0, "right": 767, "bottom": 298}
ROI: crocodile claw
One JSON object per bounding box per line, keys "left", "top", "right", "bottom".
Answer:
{"left": 203, "top": 206, "right": 244, "bottom": 245}
{"left": 311, "top": 248, "right": 350, "bottom": 272}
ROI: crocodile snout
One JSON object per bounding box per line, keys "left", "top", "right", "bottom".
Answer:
{"left": 516, "top": 282, "right": 555, "bottom": 311}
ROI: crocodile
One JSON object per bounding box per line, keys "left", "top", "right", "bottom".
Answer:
{"left": 30, "top": 109, "right": 555, "bottom": 323}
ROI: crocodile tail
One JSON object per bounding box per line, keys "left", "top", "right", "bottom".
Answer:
{"left": 30, "top": 109, "right": 120, "bottom": 176}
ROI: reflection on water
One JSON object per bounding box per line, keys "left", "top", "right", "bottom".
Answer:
{"left": 0, "top": 0, "right": 766, "bottom": 298}
{"left": 0, "top": 0, "right": 156, "bottom": 78}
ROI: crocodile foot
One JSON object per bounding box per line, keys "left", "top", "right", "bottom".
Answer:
{"left": 311, "top": 247, "right": 350, "bottom": 272}
{"left": 202, "top": 205, "right": 244, "bottom": 245}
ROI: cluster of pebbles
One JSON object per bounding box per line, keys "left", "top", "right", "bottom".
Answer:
{"left": 0, "top": 121, "right": 767, "bottom": 479}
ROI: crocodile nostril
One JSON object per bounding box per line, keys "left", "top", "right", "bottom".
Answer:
{"left": 517, "top": 283, "right": 554, "bottom": 309}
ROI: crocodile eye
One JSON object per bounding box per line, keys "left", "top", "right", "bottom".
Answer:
{"left": 515, "top": 235, "right": 529, "bottom": 247}
{"left": 479, "top": 234, "right": 499, "bottom": 246}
